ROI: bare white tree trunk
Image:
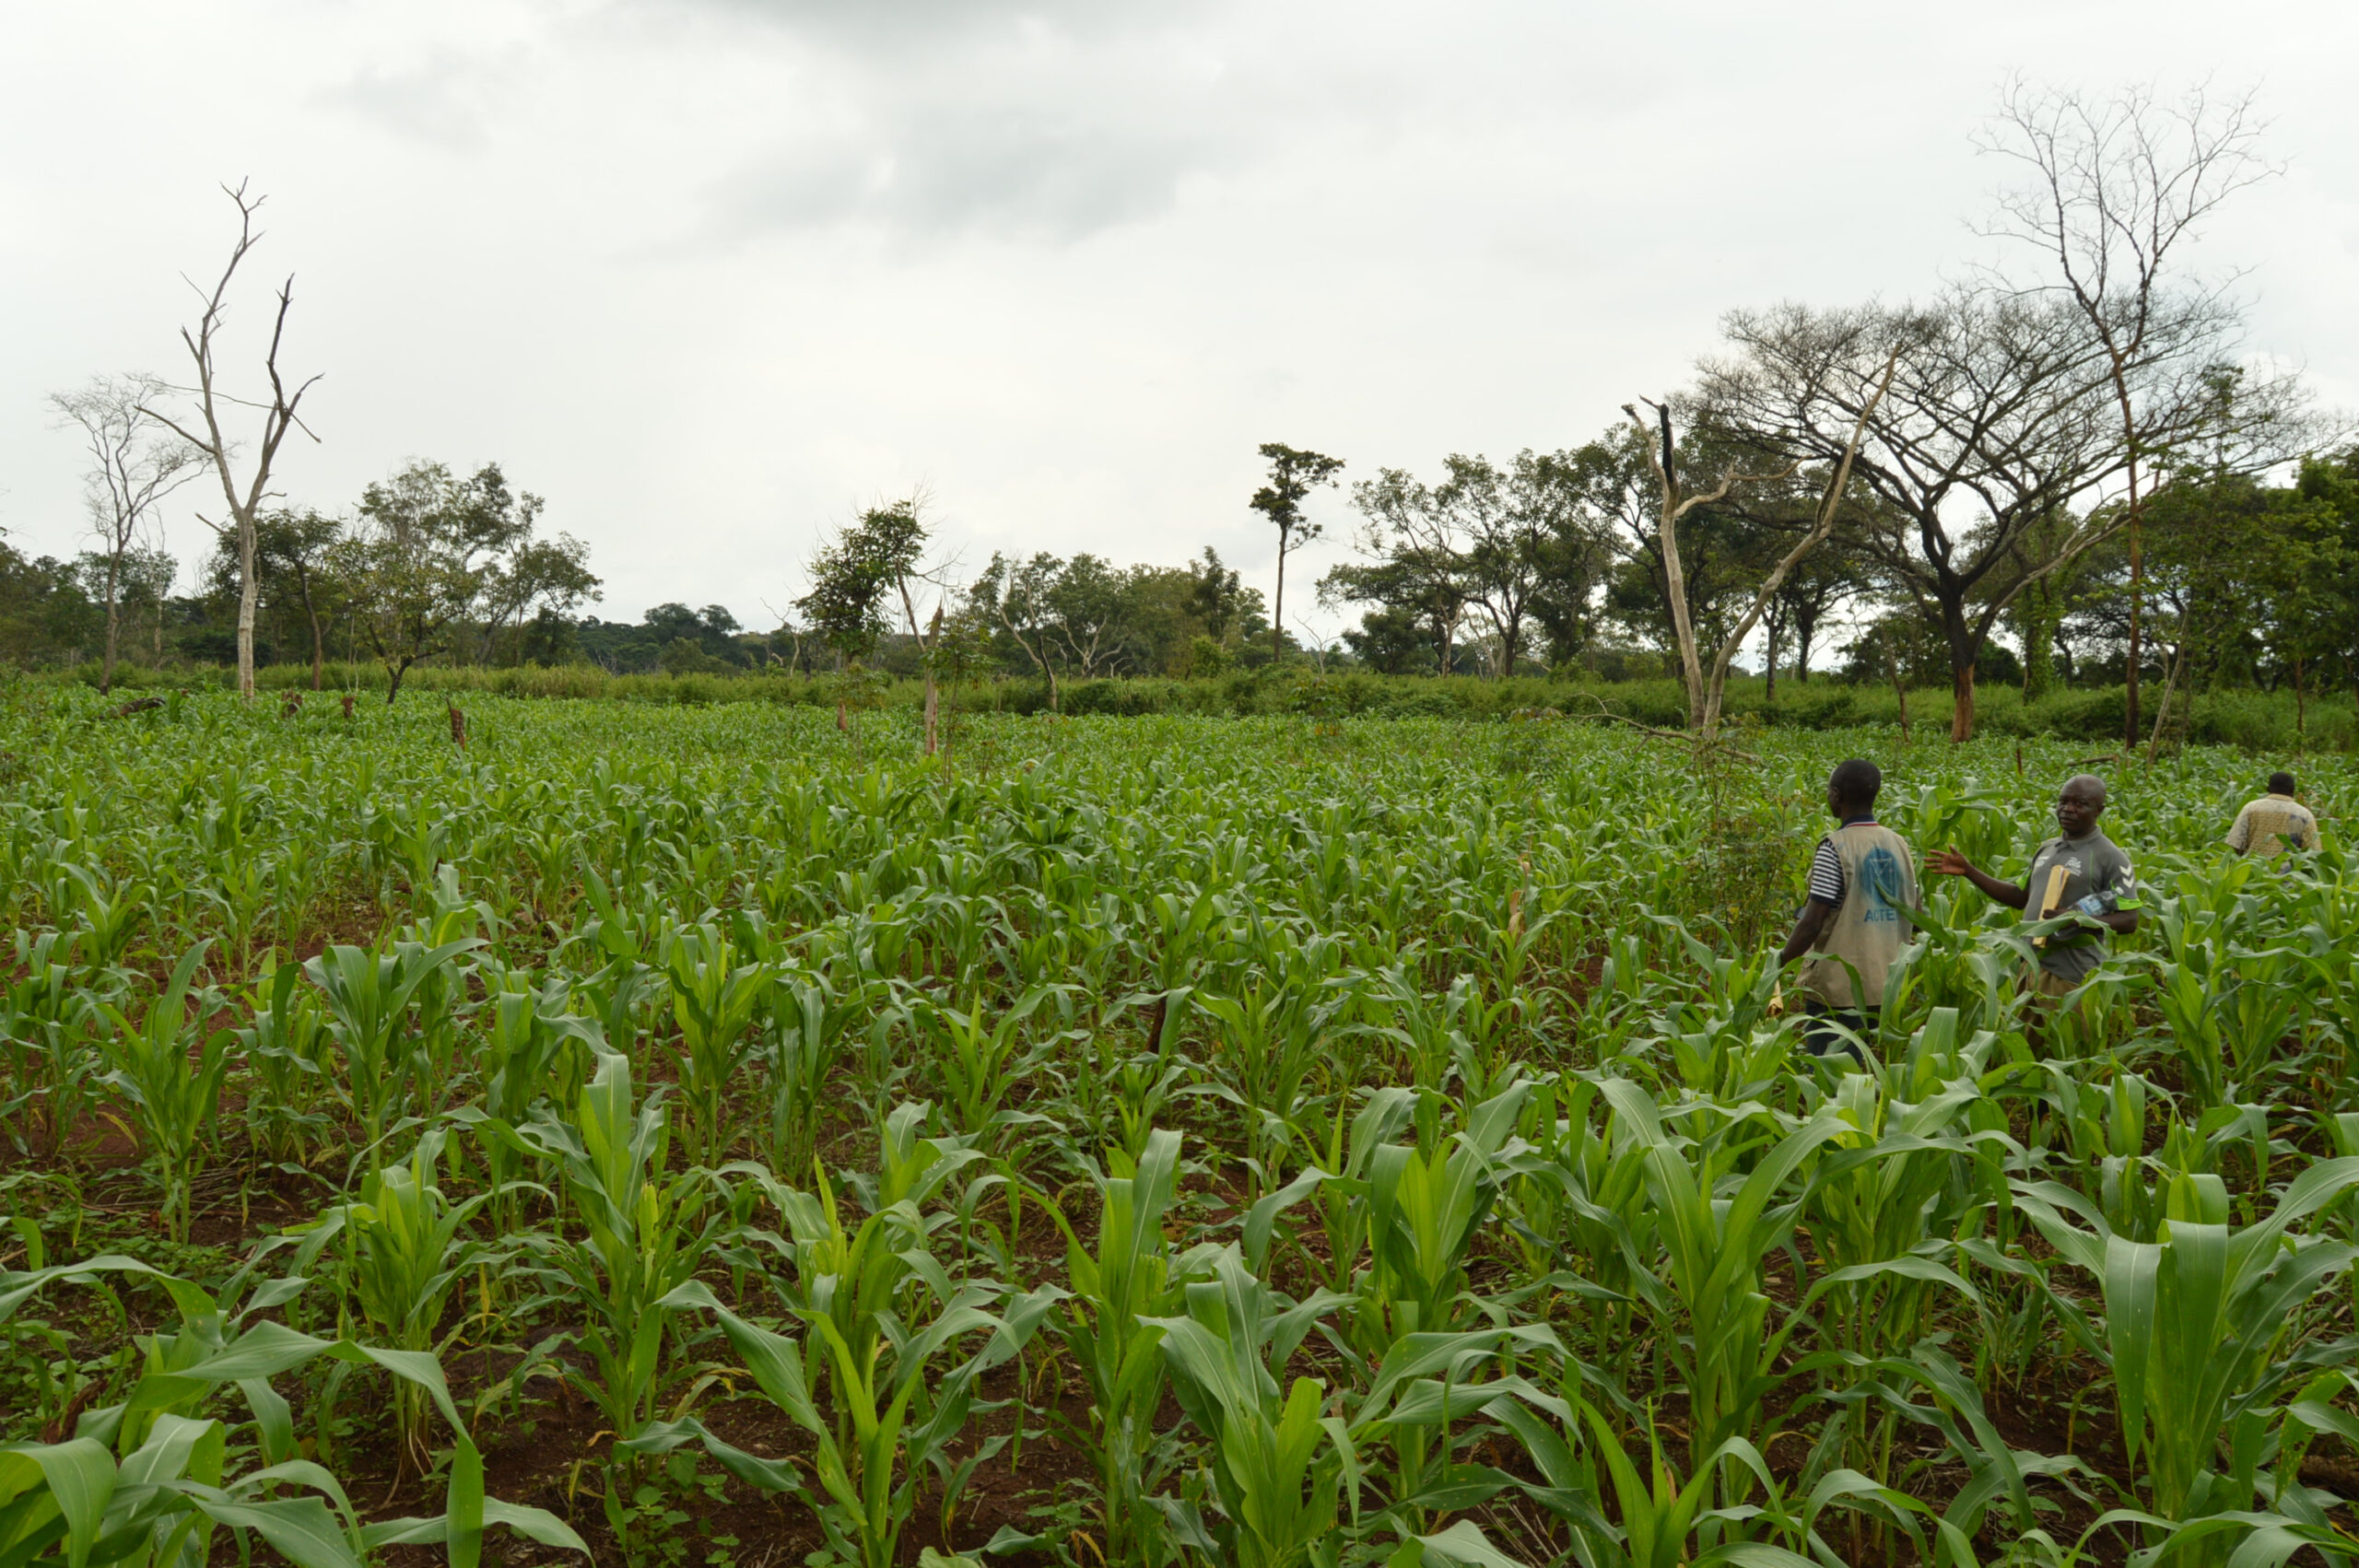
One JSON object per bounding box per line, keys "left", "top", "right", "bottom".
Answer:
{"left": 1625, "top": 356, "right": 1895, "bottom": 743}
{"left": 139, "top": 182, "right": 321, "bottom": 701}
{"left": 1623, "top": 402, "right": 1795, "bottom": 738}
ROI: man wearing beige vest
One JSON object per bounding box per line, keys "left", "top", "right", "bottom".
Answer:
{"left": 1777, "top": 758, "right": 1920, "bottom": 1061}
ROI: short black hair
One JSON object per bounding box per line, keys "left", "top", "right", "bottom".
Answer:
{"left": 2270, "top": 771, "right": 2296, "bottom": 795}
{"left": 1829, "top": 758, "right": 1882, "bottom": 808}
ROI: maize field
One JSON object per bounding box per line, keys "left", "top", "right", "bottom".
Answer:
{"left": 4, "top": 684, "right": 2359, "bottom": 1568}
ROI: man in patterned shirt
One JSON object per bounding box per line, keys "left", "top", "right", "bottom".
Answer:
{"left": 1777, "top": 758, "right": 1919, "bottom": 1061}
{"left": 1927, "top": 773, "right": 2141, "bottom": 1018}
{"left": 2225, "top": 772, "right": 2320, "bottom": 859}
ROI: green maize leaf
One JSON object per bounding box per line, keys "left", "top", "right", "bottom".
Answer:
{"left": 1689, "top": 1548, "right": 1820, "bottom": 1568}
{"left": 360, "top": 1499, "right": 593, "bottom": 1556}
{"left": 445, "top": 1435, "right": 484, "bottom": 1568}
{"left": 1391, "top": 1518, "right": 1528, "bottom": 1566}
{"left": 188, "top": 1495, "right": 364, "bottom": 1568}
{"left": 117, "top": 1415, "right": 218, "bottom": 1489}
{"left": 236, "top": 1459, "right": 362, "bottom": 1535}
{"left": 616, "top": 1416, "right": 804, "bottom": 1496}
{"left": 1361, "top": 1325, "right": 1563, "bottom": 1416}
{"left": 0, "top": 1441, "right": 114, "bottom": 1568}
{"left": 2103, "top": 1235, "right": 2162, "bottom": 1464}
{"left": 1384, "top": 1373, "right": 1570, "bottom": 1429}
{"left": 1799, "top": 1254, "right": 1983, "bottom": 1311}
{"left": 235, "top": 1379, "right": 297, "bottom": 1466}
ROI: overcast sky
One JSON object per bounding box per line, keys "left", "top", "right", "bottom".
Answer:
{"left": 5, "top": 1, "right": 2355, "bottom": 644}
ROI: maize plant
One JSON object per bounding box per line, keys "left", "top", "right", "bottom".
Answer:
{"left": 2012, "top": 1156, "right": 2359, "bottom": 1545}
{"left": 305, "top": 936, "right": 483, "bottom": 1152}
{"left": 663, "top": 921, "right": 773, "bottom": 1165}
{"left": 629, "top": 1270, "right": 1056, "bottom": 1568}
{"left": 905, "top": 987, "right": 1069, "bottom": 1155}
{"left": 5, "top": 690, "right": 2359, "bottom": 1568}
{"left": 289, "top": 1129, "right": 503, "bottom": 1464}
{"left": 0, "top": 930, "right": 103, "bottom": 1160}
{"left": 760, "top": 967, "right": 872, "bottom": 1177}
{"left": 95, "top": 943, "right": 232, "bottom": 1245}
{"left": 1045, "top": 1128, "right": 1222, "bottom": 1567}
{"left": 237, "top": 960, "right": 336, "bottom": 1164}
{"left": 740, "top": 1100, "right": 985, "bottom": 1418}
{"left": 0, "top": 1255, "right": 586, "bottom": 1568}
{"left": 504, "top": 1047, "right": 734, "bottom": 1539}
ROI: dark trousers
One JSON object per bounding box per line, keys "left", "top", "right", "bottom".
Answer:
{"left": 1802, "top": 1000, "right": 1874, "bottom": 1063}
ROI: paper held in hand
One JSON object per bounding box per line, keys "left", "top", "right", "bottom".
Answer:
{"left": 2030, "top": 864, "right": 2070, "bottom": 948}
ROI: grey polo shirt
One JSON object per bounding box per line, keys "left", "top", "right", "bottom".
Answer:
{"left": 2023, "top": 830, "right": 2140, "bottom": 982}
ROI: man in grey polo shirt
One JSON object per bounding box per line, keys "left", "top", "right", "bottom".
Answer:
{"left": 1926, "top": 773, "right": 2141, "bottom": 1012}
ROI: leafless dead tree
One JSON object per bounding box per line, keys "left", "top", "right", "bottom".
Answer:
{"left": 1625, "top": 351, "right": 1899, "bottom": 743}
{"left": 1290, "top": 614, "right": 1334, "bottom": 674}
{"left": 1978, "top": 76, "right": 2277, "bottom": 747}
{"left": 997, "top": 602, "right": 1062, "bottom": 715}
{"left": 140, "top": 181, "right": 323, "bottom": 700}
{"left": 1619, "top": 400, "right": 1796, "bottom": 739}
{"left": 1053, "top": 615, "right": 1121, "bottom": 680}
{"left": 48, "top": 373, "right": 201, "bottom": 693}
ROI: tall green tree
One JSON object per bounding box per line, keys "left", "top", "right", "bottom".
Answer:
{"left": 334, "top": 461, "right": 572, "bottom": 702}
{"left": 1342, "top": 451, "right": 1611, "bottom": 677}
{"left": 797, "top": 499, "right": 953, "bottom": 749}
{"left": 475, "top": 532, "right": 600, "bottom": 665}
{"left": 1706, "top": 290, "right": 2294, "bottom": 741}
{"left": 1249, "top": 443, "right": 1343, "bottom": 663}
{"left": 258, "top": 509, "right": 346, "bottom": 689}
{"left": 2130, "top": 458, "right": 2351, "bottom": 744}
{"left": 2003, "top": 510, "right": 2088, "bottom": 702}
{"left": 0, "top": 536, "right": 99, "bottom": 667}
{"left": 970, "top": 551, "right": 1067, "bottom": 708}
{"left": 1186, "top": 547, "right": 1248, "bottom": 645}
{"left": 2295, "top": 447, "right": 2359, "bottom": 710}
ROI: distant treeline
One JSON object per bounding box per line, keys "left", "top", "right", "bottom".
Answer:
{"left": 12, "top": 439, "right": 2359, "bottom": 748}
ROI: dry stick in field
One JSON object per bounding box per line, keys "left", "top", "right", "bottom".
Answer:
{"left": 2143, "top": 642, "right": 2189, "bottom": 766}
{"left": 1883, "top": 632, "right": 1911, "bottom": 744}
{"left": 1568, "top": 695, "right": 1761, "bottom": 765}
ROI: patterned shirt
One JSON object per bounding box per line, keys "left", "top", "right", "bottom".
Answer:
{"left": 2225, "top": 794, "right": 2319, "bottom": 857}
{"left": 1806, "top": 815, "right": 1877, "bottom": 906}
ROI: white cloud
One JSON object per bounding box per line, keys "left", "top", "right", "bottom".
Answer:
{"left": 1, "top": 0, "right": 2353, "bottom": 638}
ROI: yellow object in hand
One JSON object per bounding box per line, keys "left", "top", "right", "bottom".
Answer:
{"left": 2030, "top": 864, "right": 2070, "bottom": 947}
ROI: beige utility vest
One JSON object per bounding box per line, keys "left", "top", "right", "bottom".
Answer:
{"left": 1802, "top": 821, "right": 1919, "bottom": 1011}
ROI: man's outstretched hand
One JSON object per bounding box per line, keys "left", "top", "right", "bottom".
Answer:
{"left": 1925, "top": 848, "right": 1973, "bottom": 877}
